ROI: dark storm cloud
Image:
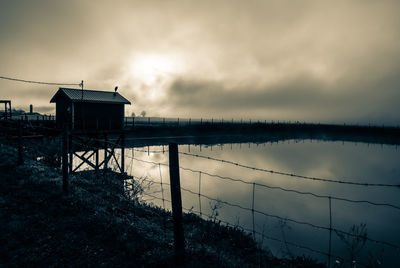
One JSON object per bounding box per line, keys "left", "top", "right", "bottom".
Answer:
{"left": 166, "top": 69, "right": 400, "bottom": 123}
{"left": 168, "top": 77, "right": 330, "bottom": 110}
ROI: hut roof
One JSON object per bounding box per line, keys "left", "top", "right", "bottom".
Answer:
{"left": 50, "top": 88, "right": 131, "bottom": 105}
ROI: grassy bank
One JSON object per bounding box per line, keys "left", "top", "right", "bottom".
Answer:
{"left": 0, "top": 143, "right": 324, "bottom": 267}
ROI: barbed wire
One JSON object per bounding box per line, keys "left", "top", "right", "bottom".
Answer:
{"left": 8, "top": 127, "right": 398, "bottom": 265}
{"left": 137, "top": 175, "right": 400, "bottom": 250}
{"left": 78, "top": 136, "right": 398, "bottom": 188}
{"left": 132, "top": 148, "right": 168, "bottom": 154}
{"left": 178, "top": 152, "right": 400, "bottom": 188}
{"left": 63, "top": 137, "right": 400, "bottom": 253}
{"left": 163, "top": 201, "right": 368, "bottom": 266}
{"left": 127, "top": 155, "right": 400, "bottom": 211}
{"left": 0, "top": 75, "right": 81, "bottom": 86}
{"left": 134, "top": 191, "right": 350, "bottom": 263}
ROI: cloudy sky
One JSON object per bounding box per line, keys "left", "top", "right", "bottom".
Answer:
{"left": 0, "top": 0, "right": 399, "bottom": 124}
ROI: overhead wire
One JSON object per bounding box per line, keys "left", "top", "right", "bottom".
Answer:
{"left": 0, "top": 75, "right": 81, "bottom": 86}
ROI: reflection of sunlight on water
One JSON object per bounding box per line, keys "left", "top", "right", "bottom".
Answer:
{"left": 73, "top": 140, "right": 400, "bottom": 266}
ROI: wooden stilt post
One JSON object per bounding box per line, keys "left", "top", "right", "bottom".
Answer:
{"left": 62, "top": 124, "right": 69, "bottom": 194}
{"left": 104, "top": 134, "right": 108, "bottom": 170}
{"left": 17, "top": 121, "right": 23, "bottom": 165}
{"left": 95, "top": 135, "right": 99, "bottom": 172}
{"left": 68, "top": 134, "right": 73, "bottom": 173}
{"left": 168, "top": 143, "right": 185, "bottom": 264}
{"left": 121, "top": 133, "right": 125, "bottom": 174}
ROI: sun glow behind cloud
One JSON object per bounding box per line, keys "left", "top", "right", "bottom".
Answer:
{"left": 127, "top": 52, "right": 187, "bottom": 104}
{"left": 1, "top": 1, "right": 400, "bottom": 123}
{"left": 130, "top": 53, "right": 184, "bottom": 85}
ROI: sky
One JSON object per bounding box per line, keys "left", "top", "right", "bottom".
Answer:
{"left": 0, "top": 0, "right": 399, "bottom": 125}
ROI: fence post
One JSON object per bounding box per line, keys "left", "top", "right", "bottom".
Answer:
{"left": 252, "top": 182, "right": 255, "bottom": 240}
{"left": 62, "top": 124, "right": 69, "bottom": 194}
{"left": 198, "top": 171, "right": 202, "bottom": 217}
{"left": 328, "top": 197, "right": 332, "bottom": 268}
{"left": 17, "top": 121, "right": 23, "bottom": 165}
{"left": 168, "top": 143, "right": 185, "bottom": 264}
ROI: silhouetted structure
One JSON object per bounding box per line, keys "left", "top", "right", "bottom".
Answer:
{"left": 50, "top": 88, "right": 131, "bottom": 130}
{"left": 0, "top": 100, "right": 12, "bottom": 120}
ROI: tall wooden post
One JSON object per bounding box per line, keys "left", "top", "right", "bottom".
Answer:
{"left": 104, "top": 134, "right": 108, "bottom": 170}
{"left": 95, "top": 135, "right": 99, "bottom": 172}
{"left": 168, "top": 143, "right": 185, "bottom": 264}
{"left": 121, "top": 133, "right": 125, "bottom": 174}
{"left": 62, "top": 124, "right": 69, "bottom": 194}
{"left": 328, "top": 197, "right": 332, "bottom": 268}
{"left": 68, "top": 134, "right": 73, "bottom": 173}
{"left": 17, "top": 121, "right": 23, "bottom": 165}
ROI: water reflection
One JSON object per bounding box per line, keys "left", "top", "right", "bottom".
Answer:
{"left": 127, "top": 140, "right": 400, "bottom": 266}
{"left": 73, "top": 140, "right": 400, "bottom": 266}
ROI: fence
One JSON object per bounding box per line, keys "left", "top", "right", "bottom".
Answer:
{"left": 123, "top": 116, "right": 397, "bottom": 129}
{"left": 124, "top": 117, "right": 326, "bottom": 127}
{"left": 65, "top": 135, "right": 400, "bottom": 267}
{"left": 3, "top": 122, "right": 400, "bottom": 267}
{"left": 2, "top": 115, "right": 395, "bottom": 130}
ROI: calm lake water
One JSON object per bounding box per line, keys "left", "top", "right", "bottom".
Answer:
{"left": 74, "top": 139, "right": 400, "bottom": 266}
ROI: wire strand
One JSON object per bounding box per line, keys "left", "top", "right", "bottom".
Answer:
{"left": 178, "top": 152, "right": 400, "bottom": 188}
{"left": 0, "top": 75, "right": 80, "bottom": 86}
